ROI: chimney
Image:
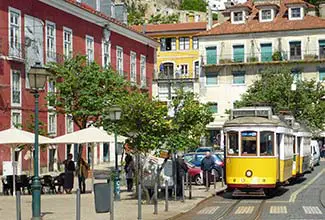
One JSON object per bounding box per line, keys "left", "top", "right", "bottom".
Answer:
{"left": 99, "top": 0, "right": 115, "bottom": 17}
{"left": 206, "top": 4, "right": 212, "bottom": 30}
{"left": 319, "top": 3, "right": 325, "bottom": 18}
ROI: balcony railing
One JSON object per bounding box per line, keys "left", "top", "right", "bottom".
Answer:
{"left": 203, "top": 49, "right": 325, "bottom": 66}
{"left": 154, "top": 72, "right": 199, "bottom": 80}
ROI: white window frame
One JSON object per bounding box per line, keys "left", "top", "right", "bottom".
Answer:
{"left": 193, "top": 60, "right": 200, "bottom": 77}
{"left": 63, "top": 27, "right": 73, "bottom": 59}
{"left": 48, "top": 112, "right": 57, "bottom": 136}
{"left": 259, "top": 9, "right": 273, "bottom": 22}
{"left": 289, "top": 7, "right": 303, "bottom": 20}
{"left": 116, "top": 46, "right": 124, "bottom": 76}
{"left": 205, "top": 72, "right": 219, "bottom": 86}
{"left": 140, "top": 55, "right": 146, "bottom": 87}
{"left": 85, "top": 35, "right": 94, "bottom": 63}
{"left": 11, "top": 109, "right": 22, "bottom": 128}
{"left": 231, "top": 11, "right": 245, "bottom": 24}
{"left": 179, "top": 37, "right": 190, "bottom": 50}
{"left": 180, "top": 64, "right": 189, "bottom": 76}
{"left": 10, "top": 69, "right": 21, "bottom": 107}
{"left": 130, "top": 51, "right": 137, "bottom": 82}
{"left": 192, "top": 37, "right": 199, "bottom": 50}
{"left": 102, "top": 40, "right": 111, "bottom": 68}
{"left": 45, "top": 20, "right": 56, "bottom": 63}
{"left": 8, "top": 7, "right": 22, "bottom": 58}
{"left": 65, "top": 114, "right": 74, "bottom": 134}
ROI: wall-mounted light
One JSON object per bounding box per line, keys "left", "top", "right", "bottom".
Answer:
{"left": 103, "top": 24, "right": 111, "bottom": 42}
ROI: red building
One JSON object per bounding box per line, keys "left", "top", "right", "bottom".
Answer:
{"left": 0, "top": 0, "right": 158, "bottom": 174}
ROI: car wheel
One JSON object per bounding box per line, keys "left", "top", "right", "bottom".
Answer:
{"left": 194, "top": 174, "right": 202, "bottom": 185}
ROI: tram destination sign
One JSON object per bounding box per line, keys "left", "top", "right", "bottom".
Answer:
{"left": 232, "top": 109, "right": 271, "bottom": 119}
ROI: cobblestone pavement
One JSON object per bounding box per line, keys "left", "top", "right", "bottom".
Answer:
{"left": 173, "top": 161, "right": 325, "bottom": 220}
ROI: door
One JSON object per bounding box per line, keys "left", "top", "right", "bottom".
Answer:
{"left": 233, "top": 45, "right": 245, "bottom": 62}
{"left": 162, "top": 62, "right": 174, "bottom": 78}
{"left": 49, "top": 148, "right": 56, "bottom": 172}
{"left": 103, "top": 143, "right": 109, "bottom": 162}
{"left": 206, "top": 47, "right": 217, "bottom": 65}
{"left": 261, "top": 43, "right": 272, "bottom": 62}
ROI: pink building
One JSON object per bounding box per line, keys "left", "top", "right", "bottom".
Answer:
{"left": 0, "top": 0, "right": 158, "bottom": 174}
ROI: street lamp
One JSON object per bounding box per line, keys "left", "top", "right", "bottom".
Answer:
{"left": 28, "top": 63, "right": 49, "bottom": 220}
{"left": 109, "top": 105, "right": 122, "bottom": 200}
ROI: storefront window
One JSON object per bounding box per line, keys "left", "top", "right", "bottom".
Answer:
{"left": 228, "top": 132, "right": 239, "bottom": 155}
{"left": 260, "top": 131, "right": 274, "bottom": 156}
{"left": 241, "top": 131, "right": 257, "bottom": 155}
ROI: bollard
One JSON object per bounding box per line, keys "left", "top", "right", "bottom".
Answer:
{"left": 205, "top": 171, "right": 209, "bottom": 191}
{"left": 181, "top": 175, "right": 185, "bottom": 202}
{"left": 153, "top": 180, "right": 158, "bottom": 214}
{"left": 110, "top": 180, "right": 114, "bottom": 220}
{"left": 76, "top": 188, "right": 81, "bottom": 220}
{"left": 189, "top": 176, "right": 192, "bottom": 200}
{"left": 165, "top": 180, "right": 168, "bottom": 212}
{"left": 213, "top": 170, "right": 216, "bottom": 190}
{"left": 185, "top": 173, "right": 189, "bottom": 190}
{"left": 16, "top": 191, "right": 21, "bottom": 220}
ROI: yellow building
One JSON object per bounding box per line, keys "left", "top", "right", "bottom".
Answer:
{"left": 132, "top": 22, "right": 207, "bottom": 101}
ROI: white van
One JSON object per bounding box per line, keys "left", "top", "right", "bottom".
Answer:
{"left": 311, "top": 140, "right": 320, "bottom": 167}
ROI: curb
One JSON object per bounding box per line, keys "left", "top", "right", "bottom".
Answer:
{"left": 320, "top": 189, "right": 325, "bottom": 208}
{"left": 167, "top": 186, "right": 227, "bottom": 220}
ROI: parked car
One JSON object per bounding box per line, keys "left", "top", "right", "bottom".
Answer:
{"left": 186, "top": 162, "right": 202, "bottom": 185}
{"left": 183, "top": 152, "right": 224, "bottom": 180}
{"left": 195, "top": 147, "right": 213, "bottom": 153}
{"left": 311, "top": 140, "right": 320, "bottom": 166}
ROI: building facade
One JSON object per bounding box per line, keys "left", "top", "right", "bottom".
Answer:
{"left": 132, "top": 22, "right": 208, "bottom": 101}
{"left": 197, "top": 0, "right": 325, "bottom": 148}
{"left": 0, "top": 0, "right": 158, "bottom": 174}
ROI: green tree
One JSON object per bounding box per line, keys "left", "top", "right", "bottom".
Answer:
{"left": 167, "top": 89, "right": 214, "bottom": 152}
{"left": 180, "top": 0, "right": 207, "bottom": 12}
{"left": 127, "top": 0, "right": 147, "bottom": 25}
{"left": 235, "top": 66, "right": 325, "bottom": 133}
{"left": 47, "top": 55, "right": 128, "bottom": 130}
{"left": 148, "top": 14, "right": 180, "bottom": 24}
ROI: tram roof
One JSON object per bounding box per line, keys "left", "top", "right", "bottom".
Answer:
{"left": 223, "top": 116, "right": 288, "bottom": 127}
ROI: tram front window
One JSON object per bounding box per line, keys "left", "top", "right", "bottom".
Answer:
{"left": 241, "top": 131, "right": 257, "bottom": 156}
{"left": 228, "top": 132, "right": 239, "bottom": 155}
{"left": 260, "top": 131, "right": 274, "bottom": 156}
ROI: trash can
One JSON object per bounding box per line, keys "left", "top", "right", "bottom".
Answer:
{"left": 94, "top": 182, "right": 111, "bottom": 213}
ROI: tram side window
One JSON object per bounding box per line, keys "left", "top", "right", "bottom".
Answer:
{"left": 241, "top": 131, "right": 257, "bottom": 155}
{"left": 260, "top": 131, "right": 274, "bottom": 156}
{"left": 228, "top": 132, "right": 239, "bottom": 155}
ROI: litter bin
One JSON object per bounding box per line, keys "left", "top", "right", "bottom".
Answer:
{"left": 94, "top": 182, "right": 111, "bottom": 213}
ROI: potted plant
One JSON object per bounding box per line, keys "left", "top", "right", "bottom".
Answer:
{"left": 272, "top": 51, "right": 282, "bottom": 61}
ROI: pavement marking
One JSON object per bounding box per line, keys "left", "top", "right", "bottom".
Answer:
{"left": 234, "top": 206, "right": 254, "bottom": 214}
{"left": 269, "top": 206, "right": 288, "bottom": 214}
{"left": 197, "top": 206, "right": 220, "bottom": 215}
{"left": 289, "top": 168, "right": 325, "bottom": 202}
{"left": 303, "top": 206, "right": 323, "bottom": 215}
{"left": 265, "top": 200, "right": 289, "bottom": 204}
{"left": 239, "top": 200, "right": 262, "bottom": 204}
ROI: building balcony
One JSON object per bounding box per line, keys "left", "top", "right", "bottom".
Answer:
{"left": 203, "top": 50, "right": 325, "bottom": 68}
{"left": 154, "top": 72, "right": 199, "bottom": 82}
{"left": 0, "top": 38, "right": 25, "bottom": 62}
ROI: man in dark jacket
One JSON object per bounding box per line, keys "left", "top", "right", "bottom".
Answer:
{"left": 200, "top": 152, "right": 215, "bottom": 190}
{"left": 176, "top": 154, "right": 188, "bottom": 197}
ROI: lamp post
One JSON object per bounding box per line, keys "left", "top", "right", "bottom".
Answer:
{"left": 28, "top": 63, "right": 49, "bottom": 219}
{"left": 109, "top": 105, "right": 122, "bottom": 201}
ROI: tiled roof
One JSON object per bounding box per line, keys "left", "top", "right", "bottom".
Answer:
{"left": 131, "top": 22, "right": 208, "bottom": 34}
{"left": 64, "top": 0, "right": 156, "bottom": 43}
{"left": 197, "top": 0, "right": 323, "bottom": 36}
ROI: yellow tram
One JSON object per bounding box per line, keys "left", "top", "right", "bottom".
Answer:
{"left": 224, "top": 107, "right": 294, "bottom": 194}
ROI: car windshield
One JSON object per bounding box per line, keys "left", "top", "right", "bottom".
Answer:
{"left": 196, "top": 147, "right": 212, "bottom": 153}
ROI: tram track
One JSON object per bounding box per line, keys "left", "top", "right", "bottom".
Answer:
{"left": 216, "top": 199, "right": 241, "bottom": 220}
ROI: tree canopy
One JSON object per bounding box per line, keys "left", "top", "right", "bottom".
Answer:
{"left": 235, "top": 66, "right": 325, "bottom": 133}
{"left": 47, "top": 55, "right": 128, "bottom": 129}
{"left": 180, "top": 0, "right": 207, "bottom": 12}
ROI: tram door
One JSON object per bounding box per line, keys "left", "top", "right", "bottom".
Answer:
{"left": 276, "top": 133, "right": 281, "bottom": 181}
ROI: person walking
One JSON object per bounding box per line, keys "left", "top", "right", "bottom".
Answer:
{"left": 63, "top": 153, "right": 75, "bottom": 194}
{"left": 76, "top": 156, "right": 89, "bottom": 194}
{"left": 200, "top": 152, "right": 215, "bottom": 191}
{"left": 125, "top": 155, "right": 135, "bottom": 192}
{"left": 176, "top": 153, "right": 188, "bottom": 198}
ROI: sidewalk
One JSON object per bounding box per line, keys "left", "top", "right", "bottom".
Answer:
{"left": 0, "top": 182, "right": 224, "bottom": 220}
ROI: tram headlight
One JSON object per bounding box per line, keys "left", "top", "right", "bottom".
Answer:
{"left": 245, "top": 170, "right": 253, "bottom": 177}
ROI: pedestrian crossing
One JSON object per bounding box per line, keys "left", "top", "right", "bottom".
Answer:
{"left": 197, "top": 206, "right": 220, "bottom": 215}
{"left": 196, "top": 205, "right": 323, "bottom": 215}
